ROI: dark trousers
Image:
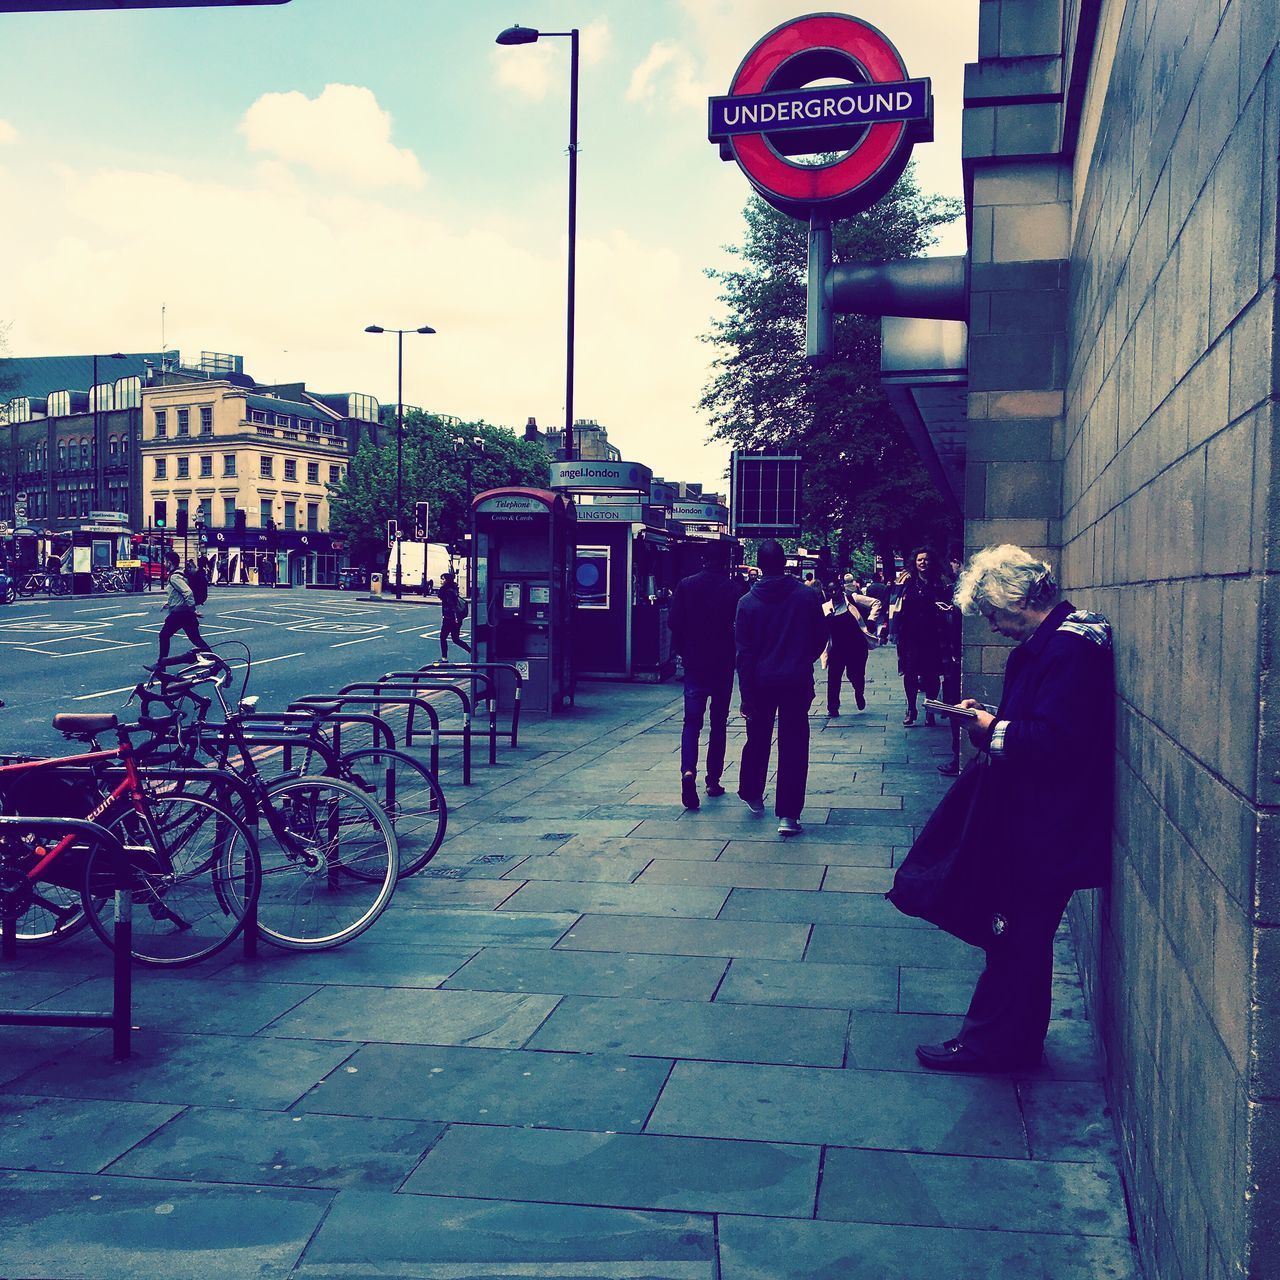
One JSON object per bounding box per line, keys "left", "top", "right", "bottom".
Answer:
{"left": 440, "top": 614, "right": 471, "bottom": 659}
{"left": 903, "top": 672, "right": 939, "bottom": 714}
{"left": 960, "top": 884, "right": 1074, "bottom": 1064}
{"left": 738, "top": 685, "right": 813, "bottom": 819}
{"left": 827, "top": 644, "right": 868, "bottom": 714}
{"left": 681, "top": 667, "right": 734, "bottom": 782}
{"left": 157, "top": 606, "right": 208, "bottom": 663}
{"left": 941, "top": 669, "right": 961, "bottom": 761}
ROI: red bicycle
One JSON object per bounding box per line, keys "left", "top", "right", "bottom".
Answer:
{"left": 0, "top": 713, "right": 261, "bottom": 966}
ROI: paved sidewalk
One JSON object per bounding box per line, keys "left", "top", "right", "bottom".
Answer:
{"left": 0, "top": 647, "right": 1138, "bottom": 1278}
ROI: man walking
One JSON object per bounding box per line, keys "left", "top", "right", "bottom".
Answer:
{"left": 669, "top": 544, "right": 746, "bottom": 810}
{"left": 155, "top": 550, "right": 211, "bottom": 665}
{"left": 437, "top": 571, "right": 471, "bottom": 660}
{"left": 735, "top": 539, "right": 828, "bottom": 837}
{"left": 826, "top": 572, "right": 882, "bottom": 717}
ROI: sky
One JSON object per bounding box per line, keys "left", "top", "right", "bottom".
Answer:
{"left": 0, "top": 0, "right": 978, "bottom": 493}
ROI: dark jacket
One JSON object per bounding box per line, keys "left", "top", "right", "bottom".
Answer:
{"left": 669, "top": 569, "right": 745, "bottom": 677}
{"left": 896, "top": 574, "right": 948, "bottom": 677}
{"left": 438, "top": 580, "right": 464, "bottom": 619}
{"left": 987, "top": 599, "right": 1115, "bottom": 892}
{"left": 735, "top": 572, "right": 827, "bottom": 695}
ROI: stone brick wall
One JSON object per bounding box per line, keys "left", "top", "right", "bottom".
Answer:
{"left": 965, "top": 1, "right": 1277, "bottom": 1276}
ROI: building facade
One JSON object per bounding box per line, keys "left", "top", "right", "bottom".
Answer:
{"left": 881, "top": 3, "right": 1278, "bottom": 1276}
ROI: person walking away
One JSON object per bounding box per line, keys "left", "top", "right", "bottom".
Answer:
{"left": 895, "top": 548, "right": 948, "bottom": 726}
{"left": 937, "top": 546, "right": 965, "bottom": 775}
{"left": 155, "top": 551, "right": 212, "bottom": 665}
{"left": 669, "top": 544, "right": 746, "bottom": 809}
{"left": 913, "top": 545, "right": 1113, "bottom": 1072}
{"left": 825, "top": 573, "right": 882, "bottom": 717}
{"left": 735, "top": 539, "right": 828, "bottom": 837}
{"left": 437, "top": 571, "right": 471, "bottom": 660}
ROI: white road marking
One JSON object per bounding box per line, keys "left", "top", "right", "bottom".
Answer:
{"left": 72, "top": 649, "right": 305, "bottom": 700}
{"left": 73, "top": 682, "right": 144, "bottom": 701}
{"left": 331, "top": 635, "right": 384, "bottom": 648}
{"left": 96, "top": 612, "right": 148, "bottom": 622}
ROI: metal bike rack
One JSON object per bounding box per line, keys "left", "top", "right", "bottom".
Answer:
{"left": 381, "top": 670, "right": 502, "bottom": 766}
{"left": 0, "top": 815, "right": 134, "bottom": 1061}
{"left": 336, "top": 682, "right": 474, "bottom": 785}
{"left": 420, "top": 662, "right": 525, "bottom": 749}
{"left": 288, "top": 693, "right": 444, "bottom": 779}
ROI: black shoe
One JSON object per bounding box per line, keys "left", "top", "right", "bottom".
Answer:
{"left": 938, "top": 759, "right": 961, "bottom": 777}
{"left": 915, "top": 1039, "right": 1037, "bottom": 1073}
{"left": 681, "top": 772, "right": 699, "bottom": 810}
{"left": 903, "top": 711, "right": 917, "bottom": 726}
{"left": 739, "top": 794, "right": 766, "bottom": 816}
{"left": 705, "top": 779, "right": 726, "bottom": 797}
{"left": 827, "top": 710, "right": 839, "bottom": 719}
{"left": 855, "top": 692, "right": 866, "bottom": 710}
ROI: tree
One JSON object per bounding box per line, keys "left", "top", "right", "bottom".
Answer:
{"left": 328, "top": 414, "right": 549, "bottom": 569}
{"left": 700, "top": 165, "right": 963, "bottom": 569}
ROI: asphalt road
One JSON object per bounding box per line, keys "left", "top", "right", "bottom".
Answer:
{"left": 0, "top": 587, "right": 456, "bottom": 756}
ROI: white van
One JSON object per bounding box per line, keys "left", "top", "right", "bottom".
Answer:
{"left": 386, "top": 542, "right": 466, "bottom": 595}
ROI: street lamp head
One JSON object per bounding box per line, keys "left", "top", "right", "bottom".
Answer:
{"left": 364, "top": 325, "right": 385, "bottom": 334}
{"left": 416, "top": 326, "right": 436, "bottom": 335}
{"left": 107, "top": 352, "right": 126, "bottom": 360}
{"left": 496, "top": 23, "right": 539, "bottom": 44}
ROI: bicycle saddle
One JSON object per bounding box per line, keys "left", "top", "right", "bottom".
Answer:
{"left": 52, "top": 713, "right": 118, "bottom": 735}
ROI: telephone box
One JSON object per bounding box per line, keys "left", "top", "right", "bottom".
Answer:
{"left": 471, "top": 488, "right": 575, "bottom": 713}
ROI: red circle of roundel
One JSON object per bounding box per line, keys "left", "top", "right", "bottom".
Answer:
{"left": 728, "top": 13, "right": 909, "bottom": 208}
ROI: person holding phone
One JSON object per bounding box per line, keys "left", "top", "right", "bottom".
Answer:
{"left": 914, "top": 544, "right": 1114, "bottom": 1074}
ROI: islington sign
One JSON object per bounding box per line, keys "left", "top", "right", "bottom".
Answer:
{"left": 710, "top": 13, "right": 932, "bottom": 220}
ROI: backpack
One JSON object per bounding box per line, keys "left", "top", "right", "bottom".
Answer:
{"left": 187, "top": 565, "right": 209, "bottom": 606}
{"left": 456, "top": 597, "right": 468, "bottom": 621}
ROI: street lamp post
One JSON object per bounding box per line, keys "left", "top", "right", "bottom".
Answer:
{"left": 495, "top": 23, "right": 579, "bottom": 462}
{"left": 364, "top": 325, "right": 435, "bottom": 600}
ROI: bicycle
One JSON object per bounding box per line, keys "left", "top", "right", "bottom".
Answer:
{"left": 18, "top": 570, "right": 69, "bottom": 597}
{"left": 0, "top": 714, "right": 261, "bottom": 966}
{"left": 139, "top": 650, "right": 447, "bottom": 879}
{"left": 131, "top": 651, "right": 402, "bottom": 948}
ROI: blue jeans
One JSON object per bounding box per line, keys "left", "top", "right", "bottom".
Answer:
{"left": 681, "top": 668, "right": 734, "bottom": 781}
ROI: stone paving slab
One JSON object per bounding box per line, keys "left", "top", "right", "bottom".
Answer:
{"left": 296, "top": 1190, "right": 716, "bottom": 1279}
{"left": 497, "top": 851, "right": 652, "bottom": 881}
{"left": 816, "top": 1144, "right": 1131, "bottom": 1236}
{"left": 715, "top": 957, "right": 898, "bottom": 1013}
{"left": 637, "top": 858, "right": 825, "bottom": 890}
{"left": 719, "top": 886, "right": 931, "bottom": 929}
{"left": 806, "top": 922, "right": 985, "bottom": 968}
{"left": 0, "top": 1095, "right": 182, "bottom": 1174}
{"left": 719, "top": 838, "right": 893, "bottom": 866}
{"left": 404, "top": 1124, "right": 821, "bottom": 1218}
{"left": 443, "top": 946, "right": 727, "bottom": 1001}
{"left": 363, "top": 907, "right": 579, "bottom": 948}
{"left": 206, "top": 944, "right": 475, "bottom": 988}
{"left": 716, "top": 1214, "right": 1137, "bottom": 1280}
{"left": 820, "top": 864, "right": 898, "bottom": 892}
{"left": 900, "top": 966, "right": 1087, "bottom": 1019}
{"left": 556, "top": 834, "right": 729, "bottom": 860}
{"left": 0, "top": 1170, "right": 333, "bottom": 1279}
{"left": 264, "top": 985, "right": 561, "bottom": 1048}
{"left": 498, "top": 879, "right": 730, "bottom": 918}
{"left": 300, "top": 1042, "right": 671, "bottom": 1131}
{"left": 107, "top": 1106, "right": 443, "bottom": 1191}
{"left": 647, "top": 1060, "right": 1029, "bottom": 1158}
{"left": 528, "top": 994, "right": 848, "bottom": 1066}
{"left": 557, "top": 913, "right": 810, "bottom": 960}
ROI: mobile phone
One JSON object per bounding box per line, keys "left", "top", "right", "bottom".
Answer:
{"left": 922, "top": 698, "right": 979, "bottom": 721}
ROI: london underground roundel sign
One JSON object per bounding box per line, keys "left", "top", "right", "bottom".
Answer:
{"left": 709, "top": 12, "right": 933, "bottom": 220}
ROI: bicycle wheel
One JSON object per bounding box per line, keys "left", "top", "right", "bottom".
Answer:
{"left": 17, "top": 576, "right": 39, "bottom": 597}
{"left": 341, "top": 747, "right": 447, "bottom": 878}
{"left": 254, "top": 775, "right": 398, "bottom": 950}
{"left": 82, "top": 793, "right": 261, "bottom": 966}
{"left": 0, "top": 838, "right": 89, "bottom": 945}
{"left": 2, "top": 581, "right": 14, "bottom": 605}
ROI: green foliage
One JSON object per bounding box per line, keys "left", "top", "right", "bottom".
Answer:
{"left": 700, "top": 165, "right": 963, "bottom": 567}
{"left": 328, "top": 415, "right": 549, "bottom": 567}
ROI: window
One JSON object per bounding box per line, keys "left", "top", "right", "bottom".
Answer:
{"left": 120, "top": 434, "right": 129, "bottom": 458}
{"left": 108, "top": 436, "right": 119, "bottom": 460}
{"left": 177, "top": 498, "right": 188, "bottom": 525}
{"left": 284, "top": 501, "right": 296, "bottom": 530}
{"left": 57, "top": 442, "right": 66, "bottom": 469}
{"left": 223, "top": 497, "right": 237, "bottom": 525}
{"left": 328, "top": 465, "right": 342, "bottom": 484}
{"left": 80, "top": 440, "right": 90, "bottom": 469}
{"left": 223, "top": 454, "right": 236, "bottom": 477}
{"left": 155, "top": 458, "right": 167, "bottom": 479}
{"left": 199, "top": 456, "right": 213, "bottom": 478}
{"left": 284, "top": 459, "right": 296, "bottom": 482}
{"left": 154, "top": 410, "right": 167, "bottom": 437}
{"left": 259, "top": 499, "right": 272, "bottom": 527}
{"left": 260, "top": 456, "right": 273, "bottom": 478}
{"left": 199, "top": 406, "right": 213, "bottom": 434}
{"left": 198, "top": 498, "right": 212, "bottom": 528}
{"left": 307, "top": 502, "right": 319, "bottom": 533}
{"left": 177, "top": 409, "right": 190, "bottom": 436}
{"left": 306, "top": 462, "right": 319, "bottom": 484}
{"left": 250, "top": 410, "right": 267, "bottom": 424}
{"left": 176, "top": 456, "right": 189, "bottom": 479}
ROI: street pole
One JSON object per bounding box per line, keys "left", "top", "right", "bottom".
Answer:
{"left": 565, "top": 27, "right": 579, "bottom": 462}
{"left": 395, "top": 329, "right": 404, "bottom": 601}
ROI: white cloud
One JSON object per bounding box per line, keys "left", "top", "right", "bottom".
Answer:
{"left": 238, "top": 83, "right": 426, "bottom": 189}
{"left": 0, "top": 120, "right": 17, "bottom": 145}
{"left": 626, "top": 40, "right": 708, "bottom": 110}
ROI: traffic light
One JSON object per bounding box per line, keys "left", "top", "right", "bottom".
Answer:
{"left": 266, "top": 518, "right": 278, "bottom": 551}
{"left": 414, "top": 502, "right": 429, "bottom": 541}
{"left": 234, "top": 508, "right": 247, "bottom": 534}
{"left": 386, "top": 518, "right": 399, "bottom": 548}
{"left": 153, "top": 500, "right": 167, "bottom": 528}
{"left": 175, "top": 509, "right": 189, "bottom": 536}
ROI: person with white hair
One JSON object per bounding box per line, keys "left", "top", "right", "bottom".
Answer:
{"left": 912, "top": 544, "right": 1115, "bottom": 1074}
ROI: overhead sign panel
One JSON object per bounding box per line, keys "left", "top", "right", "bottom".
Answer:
{"left": 672, "top": 501, "right": 729, "bottom": 524}
{"left": 730, "top": 452, "right": 803, "bottom": 538}
{"left": 549, "top": 460, "right": 653, "bottom": 493}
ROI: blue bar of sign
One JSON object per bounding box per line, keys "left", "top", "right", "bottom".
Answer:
{"left": 708, "top": 78, "right": 929, "bottom": 142}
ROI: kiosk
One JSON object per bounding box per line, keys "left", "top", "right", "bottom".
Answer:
{"left": 471, "top": 488, "right": 575, "bottom": 714}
